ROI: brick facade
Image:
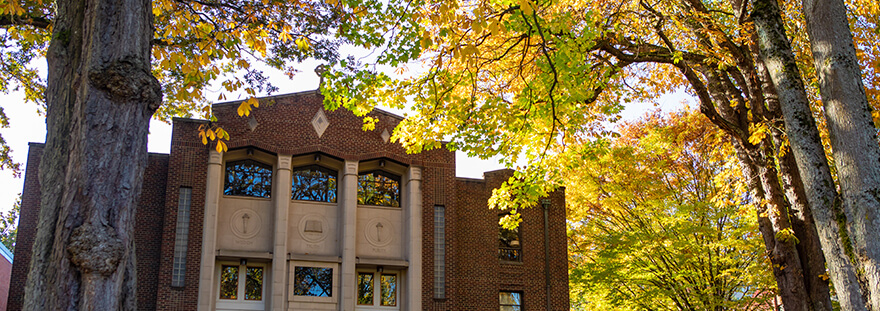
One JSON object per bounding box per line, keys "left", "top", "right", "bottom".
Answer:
{"left": 9, "top": 90, "right": 568, "bottom": 310}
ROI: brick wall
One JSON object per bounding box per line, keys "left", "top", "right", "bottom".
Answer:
{"left": 154, "top": 119, "right": 210, "bottom": 311}
{"left": 452, "top": 169, "right": 569, "bottom": 311}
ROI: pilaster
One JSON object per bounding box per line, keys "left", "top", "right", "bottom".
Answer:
{"left": 406, "top": 166, "right": 423, "bottom": 310}
{"left": 272, "top": 155, "right": 292, "bottom": 310}
{"left": 197, "top": 150, "right": 223, "bottom": 311}
{"left": 339, "top": 160, "right": 359, "bottom": 311}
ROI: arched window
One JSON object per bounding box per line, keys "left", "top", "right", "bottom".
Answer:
{"left": 357, "top": 171, "right": 401, "bottom": 207}
{"left": 224, "top": 159, "right": 273, "bottom": 198}
{"left": 291, "top": 165, "right": 338, "bottom": 203}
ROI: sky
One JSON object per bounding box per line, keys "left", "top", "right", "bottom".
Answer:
{"left": 0, "top": 59, "right": 690, "bottom": 215}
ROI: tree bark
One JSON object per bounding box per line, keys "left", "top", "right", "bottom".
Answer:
{"left": 22, "top": 0, "right": 161, "bottom": 309}
{"left": 751, "top": 0, "right": 868, "bottom": 309}
{"left": 800, "top": 0, "right": 880, "bottom": 308}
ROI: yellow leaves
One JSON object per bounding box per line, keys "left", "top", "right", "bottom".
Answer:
{"left": 279, "top": 25, "right": 293, "bottom": 42}
{"left": 518, "top": 0, "right": 533, "bottom": 16}
{"left": 237, "top": 97, "right": 260, "bottom": 116}
{"left": 295, "top": 37, "right": 311, "bottom": 51}
{"left": 199, "top": 124, "right": 229, "bottom": 152}
{"left": 748, "top": 122, "right": 769, "bottom": 145}
{"left": 362, "top": 116, "right": 378, "bottom": 131}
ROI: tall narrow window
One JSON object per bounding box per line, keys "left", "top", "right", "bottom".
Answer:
{"left": 434, "top": 205, "right": 446, "bottom": 299}
{"left": 291, "top": 165, "right": 337, "bottom": 203}
{"left": 499, "top": 291, "right": 522, "bottom": 311}
{"left": 357, "top": 272, "right": 374, "bottom": 305}
{"left": 499, "top": 225, "right": 522, "bottom": 262}
{"left": 224, "top": 159, "right": 273, "bottom": 198}
{"left": 171, "top": 187, "right": 192, "bottom": 287}
{"left": 380, "top": 274, "right": 397, "bottom": 306}
{"left": 357, "top": 171, "right": 401, "bottom": 207}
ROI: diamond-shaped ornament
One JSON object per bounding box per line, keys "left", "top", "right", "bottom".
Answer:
{"left": 247, "top": 115, "right": 259, "bottom": 132}
{"left": 381, "top": 128, "right": 390, "bottom": 143}
{"left": 311, "top": 109, "right": 329, "bottom": 138}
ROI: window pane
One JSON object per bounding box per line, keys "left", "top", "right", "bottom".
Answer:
{"left": 245, "top": 267, "right": 263, "bottom": 300}
{"left": 357, "top": 273, "right": 374, "bottom": 305}
{"left": 219, "top": 265, "right": 239, "bottom": 299}
{"left": 171, "top": 187, "right": 191, "bottom": 287}
{"left": 380, "top": 274, "right": 397, "bottom": 306}
{"left": 293, "top": 267, "right": 333, "bottom": 297}
{"left": 291, "top": 165, "right": 338, "bottom": 203}
{"left": 499, "top": 226, "right": 522, "bottom": 261}
{"left": 500, "top": 291, "right": 522, "bottom": 310}
{"left": 224, "top": 159, "right": 273, "bottom": 198}
{"left": 357, "top": 171, "right": 400, "bottom": 207}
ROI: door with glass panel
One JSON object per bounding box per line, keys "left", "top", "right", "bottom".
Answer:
{"left": 216, "top": 262, "right": 266, "bottom": 311}
{"left": 356, "top": 269, "right": 401, "bottom": 310}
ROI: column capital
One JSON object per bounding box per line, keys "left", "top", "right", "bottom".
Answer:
{"left": 344, "top": 160, "right": 358, "bottom": 176}
{"left": 208, "top": 150, "right": 223, "bottom": 165}
{"left": 407, "top": 166, "right": 422, "bottom": 182}
{"left": 277, "top": 154, "right": 292, "bottom": 171}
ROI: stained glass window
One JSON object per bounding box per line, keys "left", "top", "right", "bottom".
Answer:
{"left": 357, "top": 171, "right": 401, "bottom": 207}
{"left": 357, "top": 273, "right": 374, "bottom": 305}
{"left": 293, "top": 267, "right": 333, "bottom": 297}
{"left": 380, "top": 274, "right": 397, "bottom": 306}
{"left": 245, "top": 267, "right": 263, "bottom": 300}
{"left": 219, "top": 265, "right": 239, "bottom": 299}
{"left": 291, "top": 165, "right": 337, "bottom": 203}
{"left": 224, "top": 159, "right": 273, "bottom": 198}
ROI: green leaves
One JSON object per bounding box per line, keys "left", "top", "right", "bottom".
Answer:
{"left": 567, "top": 111, "right": 773, "bottom": 310}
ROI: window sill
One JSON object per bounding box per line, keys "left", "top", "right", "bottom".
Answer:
{"left": 499, "top": 260, "right": 524, "bottom": 266}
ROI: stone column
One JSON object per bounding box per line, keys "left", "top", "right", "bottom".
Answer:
{"left": 272, "top": 155, "right": 292, "bottom": 310}
{"left": 197, "top": 150, "right": 223, "bottom": 311}
{"left": 339, "top": 160, "right": 358, "bottom": 311}
{"left": 406, "top": 166, "right": 423, "bottom": 310}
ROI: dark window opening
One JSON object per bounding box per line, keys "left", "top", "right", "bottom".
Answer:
{"left": 499, "top": 226, "right": 522, "bottom": 262}
{"left": 291, "top": 165, "right": 338, "bottom": 203}
{"left": 293, "top": 267, "right": 333, "bottom": 297}
{"left": 224, "top": 159, "right": 273, "bottom": 198}
{"left": 357, "top": 171, "right": 401, "bottom": 207}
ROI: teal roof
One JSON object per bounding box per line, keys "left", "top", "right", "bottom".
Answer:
{"left": 0, "top": 242, "right": 12, "bottom": 263}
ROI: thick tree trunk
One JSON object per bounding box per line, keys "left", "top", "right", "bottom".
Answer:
{"left": 801, "top": 0, "right": 880, "bottom": 308}
{"left": 751, "top": 0, "right": 868, "bottom": 310}
{"left": 22, "top": 0, "right": 161, "bottom": 309}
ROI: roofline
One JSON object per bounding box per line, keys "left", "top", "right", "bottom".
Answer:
{"left": 211, "top": 89, "right": 406, "bottom": 122}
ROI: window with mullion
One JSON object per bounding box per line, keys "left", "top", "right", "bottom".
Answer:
{"left": 499, "top": 291, "right": 522, "bottom": 311}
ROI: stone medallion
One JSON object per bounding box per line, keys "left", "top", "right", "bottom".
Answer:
{"left": 298, "top": 214, "right": 329, "bottom": 243}
{"left": 364, "top": 218, "right": 394, "bottom": 247}
{"left": 230, "top": 209, "right": 262, "bottom": 239}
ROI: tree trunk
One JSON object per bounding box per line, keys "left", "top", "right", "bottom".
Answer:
{"left": 751, "top": 0, "right": 868, "bottom": 309}
{"left": 22, "top": 0, "right": 161, "bottom": 309}
{"left": 800, "top": 0, "right": 880, "bottom": 308}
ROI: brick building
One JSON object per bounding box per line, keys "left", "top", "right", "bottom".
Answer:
{"left": 9, "top": 91, "right": 568, "bottom": 310}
